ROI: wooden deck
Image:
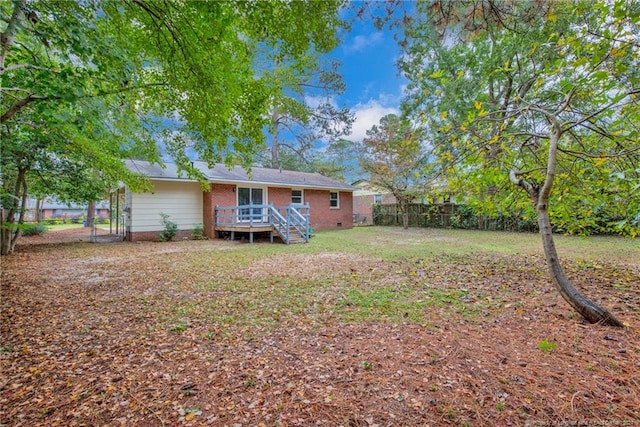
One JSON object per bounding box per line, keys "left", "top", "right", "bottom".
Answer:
{"left": 214, "top": 224, "right": 273, "bottom": 233}
{"left": 215, "top": 223, "right": 276, "bottom": 243}
{"left": 214, "top": 203, "right": 310, "bottom": 244}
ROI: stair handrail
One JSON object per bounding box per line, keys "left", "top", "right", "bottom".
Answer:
{"left": 287, "top": 204, "right": 309, "bottom": 243}
{"left": 269, "top": 204, "right": 289, "bottom": 243}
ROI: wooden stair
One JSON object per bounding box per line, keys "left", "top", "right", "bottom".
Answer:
{"left": 283, "top": 226, "right": 307, "bottom": 244}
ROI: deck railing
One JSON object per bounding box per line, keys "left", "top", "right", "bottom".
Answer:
{"left": 215, "top": 203, "right": 270, "bottom": 227}
{"left": 214, "top": 203, "right": 309, "bottom": 244}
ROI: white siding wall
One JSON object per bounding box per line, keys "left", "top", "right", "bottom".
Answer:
{"left": 128, "top": 181, "right": 203, "bottom": 232}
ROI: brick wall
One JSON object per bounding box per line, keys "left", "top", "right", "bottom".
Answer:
{"left": 353, "top": 195, "right": 374, "bottom": 218}
{"left": 208, "top": 183, "right": 236, "bottom": 239}
{"left": 305, "top": 189, "right": 353, "bottom": 230}
{"left": 268, "top": 187, "right": 292, "bottom": 207}
{"left": 354, "top": 192, "right": 396, "bottom": 224}
{"left": 211, "top": 183, "right": 237, "bottom": 207}
{"left": 202, "top": 183, "right": 353, "bottom": 236}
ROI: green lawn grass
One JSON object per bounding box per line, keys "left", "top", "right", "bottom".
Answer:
{"left": 45, "top": 222, "right": 113, "bottom": 231}
{"left": 136, "top": 226, "right": 637, "bottom": 334}
{"left": 307, "top": 226, "right": 639, "bottom": 262}
{"left": 45, "top": 223, "right": 85, "bottom": 231}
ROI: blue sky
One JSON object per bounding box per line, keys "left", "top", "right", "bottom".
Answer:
{"left": 331, "top": 5, "right": 407, "bottom": 142}
{"left": 162, "top": 5, "right": 408, "bottom": 162}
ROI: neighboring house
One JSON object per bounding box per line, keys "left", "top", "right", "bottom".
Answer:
{"left": 24, "top": 198, "right": 110, "bottom": 221}
{"left": 352, "top": 180, "right": 397, "bottom": 225}
{"left": 122, "top": 160, "right": 354, "bottom": 243}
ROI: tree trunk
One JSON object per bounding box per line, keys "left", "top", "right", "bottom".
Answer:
{"left": 536, "top": 202, "right": 622, "bottom": 326}
{"left": 400, "top": 200, "right": 409, "bottom": 229}
{"left": 86, "top": 201, "right": 96, "bottom": 228}
{"left": 511, "top": 114, "right": 623, "bottom": 327}
{"left": 271, "top": 110, "right": 280, "bottom": 168}
{"left": 0, "top": 208, "right": 10, "bottom": 255}
{"left": 35, "top": 198, "right": 43, "bottom": 222}
{"left": 1, "top": 167, "right": 27, "bottom": 255}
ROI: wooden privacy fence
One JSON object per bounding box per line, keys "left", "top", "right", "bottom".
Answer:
{"left": 372, "top": 203, "right": 538, "bottom": 232}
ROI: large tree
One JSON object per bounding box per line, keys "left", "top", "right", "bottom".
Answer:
{"left": 360, "top": 114, "right": 433, "bottom": 229}
{"left": 0, "top": 0, "right": 346, "bottom": 254}
{"left": 400, "top": 0, "right": 639, "bottom": 326}
{"left": 256, "top": 54, "right": 354, "bottom": 170}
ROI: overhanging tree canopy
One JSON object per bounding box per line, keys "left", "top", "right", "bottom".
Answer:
{"left": 400, "top": 0, "right": 639, "bottom": 326}
{"left": 0, "top": 0, "right": 347, "bottom": 254}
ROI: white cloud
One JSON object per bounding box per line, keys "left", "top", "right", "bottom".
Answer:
{"left": 347, "top": 98, "right": 399, "bottom": 142}
{"left": 344, "top": 32, "right": 383, "bottom": 54}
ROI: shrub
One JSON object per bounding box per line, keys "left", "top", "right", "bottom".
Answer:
{"left": 158, "top": 213, "right": 178, "bottom": 242}
{"left": 43, "top": 218, "right": 63, "bottom": 225}
{"left": 21, "top": 223, "right": 47, "bottom": 236}
{"left": 191, "top": 223, "right": 205, "bottom": 240}
{"left": 71, "top": 215, "right": 85, "bottom": 224}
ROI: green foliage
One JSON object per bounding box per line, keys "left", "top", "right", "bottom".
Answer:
{"left": 20, "top": 223, "right": 47, "bottom": 236}
{"left": 259, "top": 55, "right": 354, "bottom": 169}
{"left": 538, "top": 340, "right": 558, "bottom": 353}
{"left": 43, "top": 218, "right": 64, "bottom": 225}
{"left": 191, "top": 223, "right": 205, "bottom": 240}
{"left": 158, "top": 213, "right": 178, "bottom": 242}
{"left": 359, "top": 114, "right": 436, "bottom": 228}
{"left": 168, "top": 323, "right": 188, "bottom": 333}
{"left": 400, "top": 0, "right": 640, "bottom": 237}
{"left": 0, "top": 346, "right": 14, "bottom": 354}
{"left": 373, "top": 203, "right": 539, "bottom": 233}
{"left": 360, "top": 361, "right": 374, "bottom": 371}
{"left": 1, "top": 0, "right": 346, "bottom": 254}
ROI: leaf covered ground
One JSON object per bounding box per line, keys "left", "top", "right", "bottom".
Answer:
{"left": 1, "top": 227, "right": 639, "bottom": 426}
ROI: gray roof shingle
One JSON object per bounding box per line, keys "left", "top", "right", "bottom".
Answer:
{"left": 125, "top": 160, "right": 355, "bottom": 191}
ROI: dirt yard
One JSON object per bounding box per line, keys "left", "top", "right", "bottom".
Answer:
{"left": 1, "top": 228, "right": 638, "bottom": 426}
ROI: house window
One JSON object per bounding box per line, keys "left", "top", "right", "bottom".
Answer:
{"left": 292, "top": 189, "right": 303, "bottom": 204}
{"left": 329, "top": 192, "right": 339, "bottom": 208}
{"left": 374, "top": 194, "right": 383, "bottom": 204}
{"left": 237, "top": 187, "right": 265, "bottom": 222}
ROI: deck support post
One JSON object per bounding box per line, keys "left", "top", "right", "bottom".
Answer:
{"left": 231, "top": 231, "right": 235, "bottom": 241}
{"left": 250, "top": 232, "right": 253, "bottom": 244}
{"left": 270, "top": 231, "right": 273, "bottom": 243}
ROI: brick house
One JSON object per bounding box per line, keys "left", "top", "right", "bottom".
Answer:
{"left": 122, "top": 160, "right": 354, "bottom": 242}
{"left": 351, "top": 180, "right": 396, "bottom": 225}
{"left": 23, "top": 198, "right": 110, "bottom": 222}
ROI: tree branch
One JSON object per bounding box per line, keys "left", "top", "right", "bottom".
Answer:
{"left": 509, "top": 169, "right": 534, "bottom": 194}
{"left": 0, "top": 0, "right": 25, "bottom": 72}
{"left": 0, "top": 82, "right": 168, "bottom": 123}
{"left": 0, "top": 93, "right": 47, "bottom": 123}
{"left": 562, "top": 90, "right": 637, "bottom": 132}
{"left": 0, "top": 63, "right": 51, "bottom": 75}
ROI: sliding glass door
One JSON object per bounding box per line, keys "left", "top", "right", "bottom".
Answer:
{"left": 237, "top": 187, "right": 265, "bottom": 222}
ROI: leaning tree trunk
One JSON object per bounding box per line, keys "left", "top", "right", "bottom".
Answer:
{"left": 536, "top": 199, "right": 622, "bottom": 326}
{"left": 511, "top": 116, "right": 623, "bottom": 327}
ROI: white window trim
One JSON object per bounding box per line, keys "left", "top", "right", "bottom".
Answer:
{"left": 329, "top": 191, "right": 340, "bottom": 209}
{"left": 236, "top": 186, "right": 268, "bottom": 206}
{"left": 292, "top": 189, "right": 304, "bottom": 205}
